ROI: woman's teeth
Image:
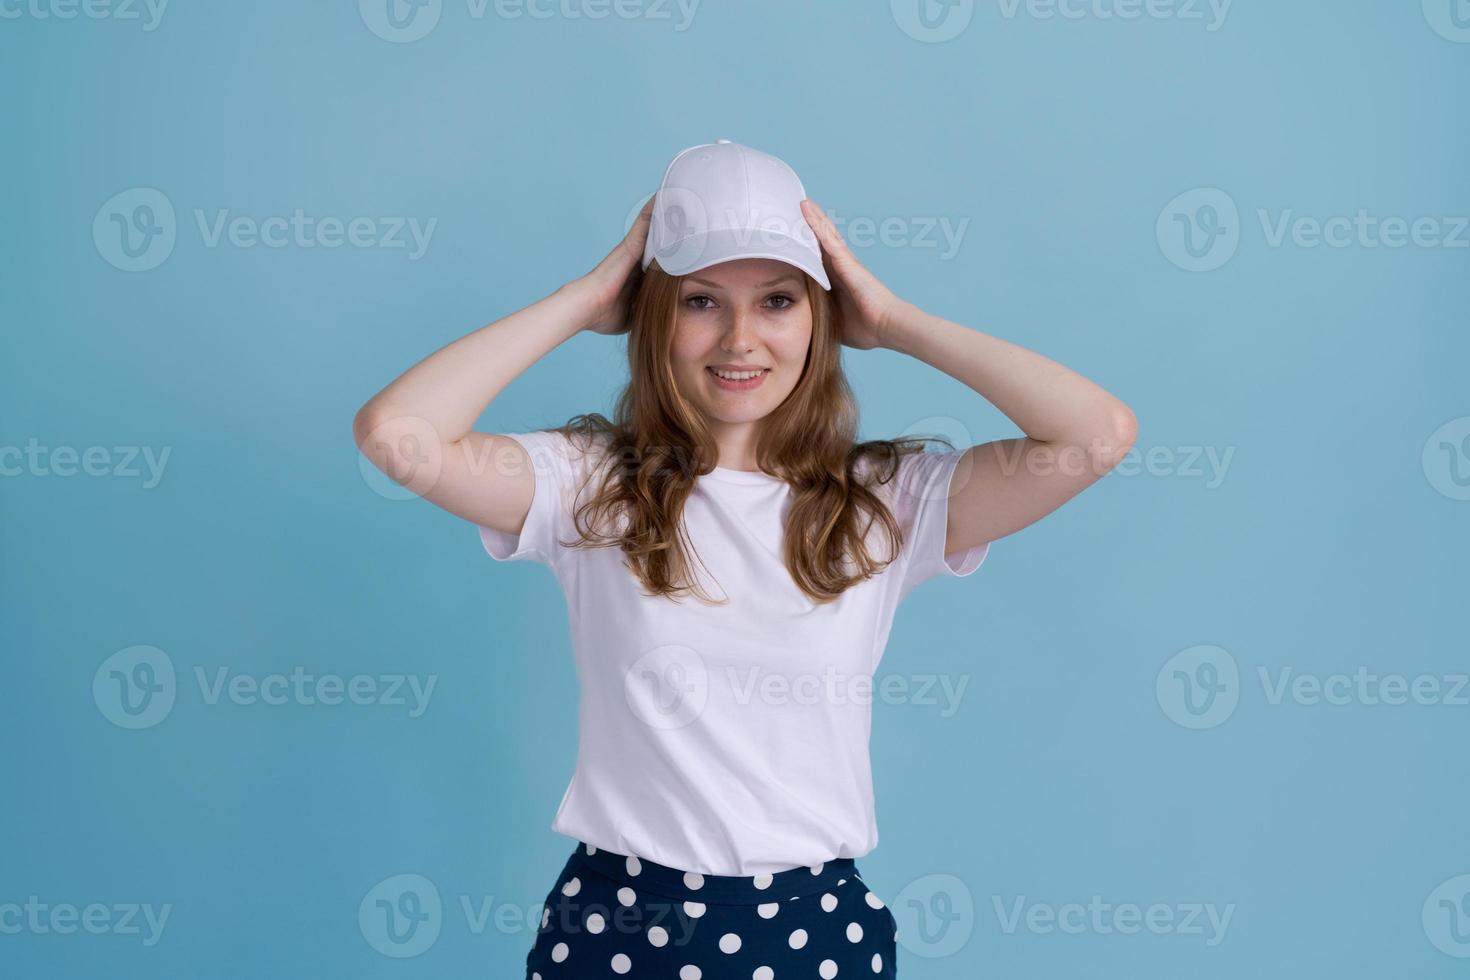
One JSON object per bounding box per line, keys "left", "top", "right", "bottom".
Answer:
{"left": 710, "top": 368, "right": 767, "bottom": 380}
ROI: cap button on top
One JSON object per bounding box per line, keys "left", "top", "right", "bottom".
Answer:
{"left": 715, "top": 138, "right": 732, "bottom": 144}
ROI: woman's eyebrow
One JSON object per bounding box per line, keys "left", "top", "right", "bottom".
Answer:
{"left": 685, "top": 274, "right": 799, "bottom": 289}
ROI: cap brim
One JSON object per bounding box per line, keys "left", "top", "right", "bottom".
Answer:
{"left": 649, "top": 227, "right": 831, "bottom": 291}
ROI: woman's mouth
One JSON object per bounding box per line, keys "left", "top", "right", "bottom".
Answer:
{"left": 707, "top": 366, "right": 770, "bottom": 391}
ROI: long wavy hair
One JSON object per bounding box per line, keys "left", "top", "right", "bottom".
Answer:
{"left": 545, "top": 260, "right": 948, "bottom": 605}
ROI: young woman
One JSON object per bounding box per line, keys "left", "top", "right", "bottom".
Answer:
{"left": 354, "top": 140, "right": 1136, "bottom": 979}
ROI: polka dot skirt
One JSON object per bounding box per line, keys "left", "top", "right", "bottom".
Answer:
{"left": 525, "top": 841, "right": 898, "bottom": 979}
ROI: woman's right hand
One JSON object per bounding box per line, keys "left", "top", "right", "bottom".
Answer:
{"left": 573, "top": 195, "right": 655, "bottom": 335}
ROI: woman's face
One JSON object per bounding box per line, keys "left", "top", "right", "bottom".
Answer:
{"left": 669, "top": 258, "right": 813, "bottom": 432}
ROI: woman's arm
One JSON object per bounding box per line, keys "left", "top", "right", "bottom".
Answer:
{"left": 881, "top": 304, "right": 1137, "bottom": 552}
{"left": 800, "top": 198, "right": 1138, "bottom": 554}
{"left": 352, "top": 198, "right": 653, "bottom": 531}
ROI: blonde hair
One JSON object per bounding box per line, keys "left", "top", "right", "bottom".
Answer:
{"left": 546, "top": 261, "right": 943, "bottom": 604}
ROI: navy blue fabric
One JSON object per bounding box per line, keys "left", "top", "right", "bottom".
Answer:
{"left": 525, "top": 841, "right": 899, "bottom": 978}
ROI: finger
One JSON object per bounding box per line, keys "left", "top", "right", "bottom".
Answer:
{"left": 802, "top": 199, "right": 851, "bottom": 261}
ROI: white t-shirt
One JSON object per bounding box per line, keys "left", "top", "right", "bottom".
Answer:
{"left": 478, "top": 429, "right": 989, "bottom": 876}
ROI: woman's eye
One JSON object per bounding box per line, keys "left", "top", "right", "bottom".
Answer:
{"left": 767, "top": 294, "right": 795, "bottom": 310}
{"left": 685, "top": 295, "right": 715, "bottom": 310}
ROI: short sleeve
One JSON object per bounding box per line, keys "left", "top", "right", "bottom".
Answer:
{"left": 477, "top": 429, "right": 601, "bottom": 568}
{"left": 886, "top": 448, "right": 990, "bottom": 600}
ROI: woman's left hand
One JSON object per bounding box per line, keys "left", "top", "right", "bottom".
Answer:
{"left": 800, "top": 198, "right": 908, "bottom": 350}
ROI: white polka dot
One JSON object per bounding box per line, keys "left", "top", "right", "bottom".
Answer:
{"left": 864, "top": 892, "right": 885, "bottom": 910}
{"left": 541, "top": 907, "right": 550, "bottom": 928}
{"left": 719, "top": 932, "right": 742, "bottom": 954}
{"left": 626, "top": 856, "right": 642, "bottom": 876}
{"left": 684, "top": 901, "right": 706, "bottom": 918}
{"left": 585, "top": 843, "right": 597, "bottom": 855}
{"left": 837, "top": 878, "right": 847, "bottom": 886}
{"left": 618, "top": 887, "right": 637, "bottom": 907}
{"left": 871, "top": 952, "right": 883, "bottom": 973}
{"left": 561, "top": 877, "right": 581, "bottom": 897}
{"left": 679, "top": 967, "right": 702, "bottom": 980}
{"left": 819, "top": 959, "right": 838, "bottom": 979}
{"left": 610, "top": 952, "right": 631, "bottom": 974}
{"left": 846, "top": 921, "right": 863, "bottom": 942}
{"left": 551, "top": 942, "right": 569, "bottom": 963}
{"left": 753, "top": 874, "right": 773, "bottom": 890}
{"left": 648, "top": 925, "right": 669, "bottom": 947}
{"left": 820, "top": 892, "right": 838, "bottom": 912}
{"left": 810, "top": 863, "right": 825, "bottom": 875}
{"left": 587, "top": 912, "right": 605, "bottom": 934}
{"left": 788, "top": 928, "right": 808, "bottom": 949}
{"left": 753, "top": 968, "right": 774, "bottom": 980}
{"left": 757, "top": 902, "right": 779, "bottom": 919}
{"left": 684, "top": 871, "right": 705, "bottom": 890}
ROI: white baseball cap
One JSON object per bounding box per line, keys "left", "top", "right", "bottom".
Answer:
{"left": 641, "top": 139, "right": 831, "bottom": 291}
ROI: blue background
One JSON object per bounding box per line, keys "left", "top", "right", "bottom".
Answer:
{"left": 3, "top": 0, "right": 1468, "bottom": 977}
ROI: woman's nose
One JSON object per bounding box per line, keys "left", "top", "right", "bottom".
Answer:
{"left": 722, "top": 307, "right": 756, "bottom": 352}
